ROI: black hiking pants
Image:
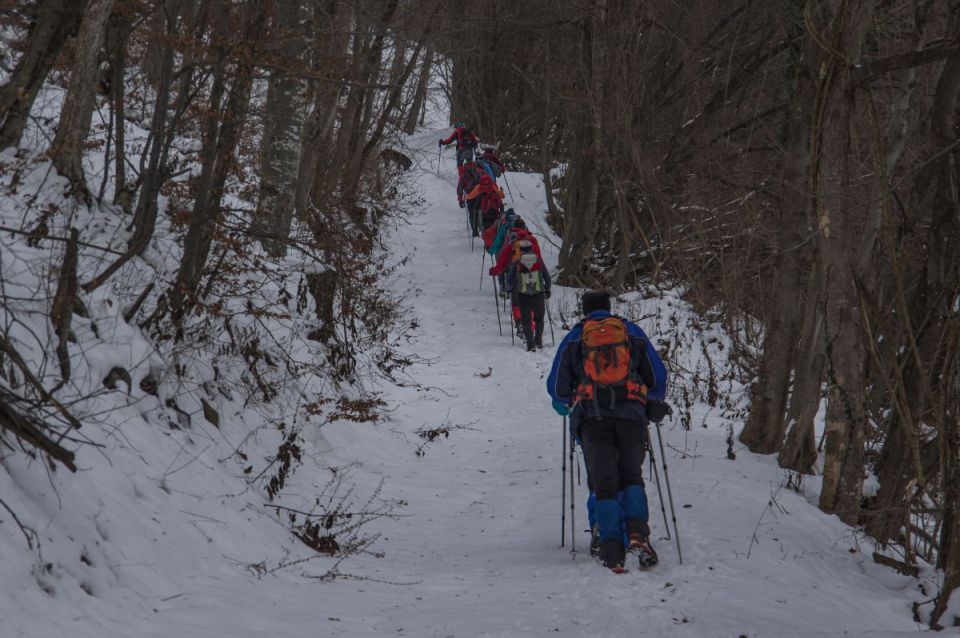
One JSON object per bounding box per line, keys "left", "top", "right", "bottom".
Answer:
{"left": 467, "top": 200, "right": 481, "bottom": 237}
{"left": 456, "top": 147, "right": 475, "bottom": 167}
{"left": 516, "top": 292, "right": 545, "bottom": 348}
{"left": 579, "top": 416, "right": 650, "bottom": 541}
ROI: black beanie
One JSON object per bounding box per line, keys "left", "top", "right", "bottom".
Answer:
{"left": 581, "top": 290, "right": 611, "bottom": 315}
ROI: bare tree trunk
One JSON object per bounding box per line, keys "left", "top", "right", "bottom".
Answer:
{"left": 170, "top": 0, "right": 261, "bottom": 318}
{"left": 49, "top": 0, "right": 117, "bottom": 198}
{"left": 295, "top": 0, "right": 350, "bottom": 221}
{"left": 107, "top": 7, "right": 132, "bottom": 210}
{"left": 817, "top": 0, "right": 875, "bottom": 525}
{"left": 251, "top": 0, "right": 310, "bottom": 257}
{"left": 739, "top": 3, "right": 818, "bottom": 454}
{"left": 557, "top": 2, "right": 605, "bottom": 285}
{"left": 82, "top": 0, "right": 183, "bottom": 292}
{"left": 541, "top": 42, "right": 560, "bottom": 224}
{"left": 342, "top": 38, "right": 424, "bottom": 204}
{"left": 403, "top": 46, "right": 433, "bottom": 134}
{"left": 0, "top": 0, "right": 86, "bottom": 150}
{"left": 335, "top": 0, "right": 399, "bottom": 206}
{"left": 778, "top": 263, "right": 825, "bottom": 473}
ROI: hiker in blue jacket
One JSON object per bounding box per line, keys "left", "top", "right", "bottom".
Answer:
{"left": 547, "top": 290, "right": 668, "bottom": 572}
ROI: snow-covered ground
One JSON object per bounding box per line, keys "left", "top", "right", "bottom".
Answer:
{"left": 0, "top": 123, "right": 938, "bottom": 637}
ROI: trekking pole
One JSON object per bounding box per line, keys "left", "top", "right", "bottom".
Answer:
{"left": 646, "top": 425, "right": 671, "bottom": 541}
{"left": 573, "top": 445, "right": 582, "bottom": 486}
{"left": 561, "top": 416, "right": 567, "bottom": 548}
{"left": 437, "top": 144, "right": 442, "bottom": 175}
{"left": 503, "top": 171, "right": 515, "bottom": 202}
{"left": 569, "top": 422, "right": 577, "bottom": 556}
{"left": 510, "top": 309, "right": 516, "bottom": 346}
{"left": 479, "top": 251, "right": 486, "bottom": 291}
{"left": 653, "top": 422, "right": 683, "bottom": 564}
{"left": 492, "top": 276, "right": 503, "bottom": 336}
{"left": 546, "top": 298, "right": 556, "bottom": 346}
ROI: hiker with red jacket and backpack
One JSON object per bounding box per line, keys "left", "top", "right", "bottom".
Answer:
{"left": 439, "top": 121, "right": 480, "bottom": 167}
{"left": 489, "top": 223, "right": 542, "bottom": 275}
{"left": 465, "top": 173, "right": 504, "bottom": 231}
{"left": 457, "top": 162, "right": 485, "bottom": 237}
{"left": 546, "top": 290, "right": 669, "bottom": 573}
{"left": 489, "top": 223, "right": 543, "bottom": 342}
{"left": 507, "top": 239, "right": 551, "bottom": 351}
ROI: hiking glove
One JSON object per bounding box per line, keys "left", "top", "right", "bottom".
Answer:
{"left": 552, "top": 400, "right": 570, "bottom": 416}
{"left": 646, "top": 400, "right": 672, "bottom": 423}
{"left": 438, "top": 140, "right": 443, "bottom": 146}
{"left": 459, "top": 200, "right": 465, "bottom": 208}
{"left": 544, "top": 290, "right": 551, "bottom": 299}
{"left": 488, "top": 267, "right": 496, "bottom": 276}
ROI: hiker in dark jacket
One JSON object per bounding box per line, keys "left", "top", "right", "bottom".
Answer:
{"left": 507, "top": 240, "right": 551, "bottom": 351}
{"left": 439, "top": 122, "right": 480, "bottom": 167}
{"left": 477, "top": 146, "right": 506, "bottom": 180}
{"left": 546, "top": 290, "right": 668, "bottom": 572}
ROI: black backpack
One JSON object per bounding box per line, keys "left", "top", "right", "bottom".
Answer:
{"left": 460, "top": 128, "right": 478, "bottom": 149}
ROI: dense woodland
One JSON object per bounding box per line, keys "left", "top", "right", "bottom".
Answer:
{"left": 1, "top": 0, "right": 960, "bottom": 628}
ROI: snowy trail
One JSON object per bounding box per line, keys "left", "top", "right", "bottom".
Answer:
{"left": 4, "top": 129, "right": 931, "bottom": 638}
{"left": 284, "top": 130, "right": 928, "bottom": 637}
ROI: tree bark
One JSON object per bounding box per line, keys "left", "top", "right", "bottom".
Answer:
{"left": 557, "top": 3, "right": 605, "bottom": 285}
{"left": 403, "top": 46, "right": 433, "bottom": 134}
{"left": 739, "top": 3, "right": 818, "bottom": 454}
{"left": 170, "top": 0, "right": 262, "bottom": 318}
{"left": 106, "top": 7, "right": 133, "bottom": 210}
{"left": 295, "top": 0, "right": 351, "bottom": 221}
{"left": 0, "top": 0, "right": 86, "bottom": 150}
{"left": 82, "top": 0, "right": 183, "bottom": 292}
{"left": 251, "top": 0, "right": 310, "bottom": 257}
{"left": 817, "top": 0, "right": 875, "bottom": 525}
{"left": 778, "top": 262, "right": 825, "bottom": 473}
{"left": 49, "top": 0, "right": 117, "bottom": 198}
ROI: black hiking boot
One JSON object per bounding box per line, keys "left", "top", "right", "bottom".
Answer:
{"left": 600, "top": 539, "right": 626, "bottom": 573}
{"left": 625, "top": 518, "right": 657, "bottom": 567}
{"left": 628, "top": 532, "right": 659, "bottom": 568}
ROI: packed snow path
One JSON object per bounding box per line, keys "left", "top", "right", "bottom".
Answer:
{"left": 3, "top": 129, "right": 929, "bottom": 637}
{"left": 286, "top": 130, "right": 925, "bottom": 637}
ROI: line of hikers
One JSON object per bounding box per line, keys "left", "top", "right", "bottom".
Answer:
{"left": 441, "top": 123, "right": 674, "bottom": 573}
{"left": 442, "top": 122, "right": 547, "bottom": 352}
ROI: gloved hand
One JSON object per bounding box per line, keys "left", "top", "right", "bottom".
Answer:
{"left": 488, "top": 267, "right": 496, "bottom": 276}
{"left": 646, "top": 400, "right": 673, "bottom": 424}
{"left": 544, "top": 290, "right": 551, "bottom": 299}
{"left": 438, "top": 140, "right": 443, "bottom": 147}
{"left": 552, "top": 400, "right": 571, "bottom": 416}
{"left": 459, "top": 200, "right": 465, "bottom": 208}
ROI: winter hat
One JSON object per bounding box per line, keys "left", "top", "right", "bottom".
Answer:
{"left": 581, "top": 290, "right": 612, "bottom": 315}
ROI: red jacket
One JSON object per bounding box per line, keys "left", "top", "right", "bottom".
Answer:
{"left": 441, "top": 126, "right": 479, "bottom": 150}
{"left": 457, "top": 163, "right": 482, "bottom": 201}
{"left": 490, "top": 229, "right": 543, "bottom": 276}
{"left": 465, "top": 174, "right": 504, "bottom": 206}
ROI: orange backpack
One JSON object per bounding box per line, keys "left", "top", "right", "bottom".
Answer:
{"left": 575, "top": 317, "right": 647, "bottom": 409}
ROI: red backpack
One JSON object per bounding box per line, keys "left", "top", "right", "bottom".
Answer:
{"left": 479, "top": 185, "right": 502, "bottom": 215}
